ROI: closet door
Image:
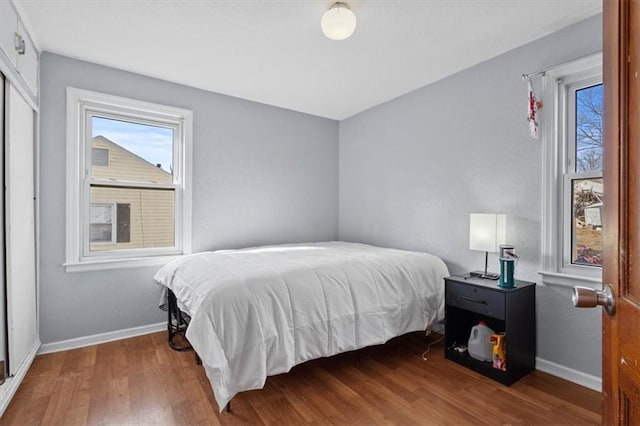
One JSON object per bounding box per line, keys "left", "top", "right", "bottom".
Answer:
{"left": 5, "top": 83, "right": 37, "bottom": 375}
{"left": 0, "top": 75, "right": 5, "bottom": 378}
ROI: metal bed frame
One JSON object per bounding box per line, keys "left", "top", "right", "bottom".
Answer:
{"left": 167, "top": 289, "right": 193, "bottom": 351}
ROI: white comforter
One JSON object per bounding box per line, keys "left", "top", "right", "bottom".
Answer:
{"left": 154, "top": 242, "right": 449, "bottom": 411}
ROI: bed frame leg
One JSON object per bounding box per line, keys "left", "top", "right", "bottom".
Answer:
{"left": 167, "top": 289, "right": 193, "bottom": 352}
{"left": 226, "top": 401, "right": 231, "bottom": 412}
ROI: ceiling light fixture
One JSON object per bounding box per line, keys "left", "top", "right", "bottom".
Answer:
{"left": 321, "top": 2, "right": 357, "bottom": 41}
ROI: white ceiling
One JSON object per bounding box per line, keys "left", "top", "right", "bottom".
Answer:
{"left": 17, "top": 0, "right": 601, "bottom": 120}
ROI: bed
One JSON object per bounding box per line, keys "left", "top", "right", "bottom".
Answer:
{"left": 154, "top": 241, "right": 449, "bottom": 411}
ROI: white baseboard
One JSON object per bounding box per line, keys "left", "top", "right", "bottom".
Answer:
{"left": 0, "top": 339, "right": 41, "bottom": 416}
{"left": 38, "top": 322, "right": 166, "bottom": 355}
{"left": 536, "top": 357, "right": 602, "bottom": 392}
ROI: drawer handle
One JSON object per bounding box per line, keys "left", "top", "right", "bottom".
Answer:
{"left": 462, "top": 295, "right": 487, "bottom": 304}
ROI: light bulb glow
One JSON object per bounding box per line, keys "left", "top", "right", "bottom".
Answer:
{"left": 321, "top": 2, "right": 357, "bottom": 41}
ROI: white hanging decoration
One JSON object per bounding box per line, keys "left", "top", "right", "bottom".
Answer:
{"left": 526, "top": 78, "right": 540, "bottom": 141}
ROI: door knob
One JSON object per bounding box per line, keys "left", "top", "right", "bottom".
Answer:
{"left": 572, "top": 284, "right": 615, "bottom": 316}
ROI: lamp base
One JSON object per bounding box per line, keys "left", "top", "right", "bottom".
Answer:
{"left": 469, "top": 271, "right": 500, "bottom": 280}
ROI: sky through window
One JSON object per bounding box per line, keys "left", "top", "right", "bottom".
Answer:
{"left": 92, "top": 116, "right": 174, "bottom": 173}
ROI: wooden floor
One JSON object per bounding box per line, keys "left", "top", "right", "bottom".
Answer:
{"left": 3, "top": 331, "right": 601, "bottom": 425}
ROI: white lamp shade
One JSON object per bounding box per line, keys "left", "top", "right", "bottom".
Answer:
{"left": 469, "top": 213, "right": 506, "bottom": 253}
{"left": 321, "top": 3, "right": 357, "bottom": 41}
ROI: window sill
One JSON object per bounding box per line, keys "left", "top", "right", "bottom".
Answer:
{"left": 64, "top": 255, "right": 179, "bottom": 273}
{"left": 538, "top": 270, "right": 602, "bottom": 288}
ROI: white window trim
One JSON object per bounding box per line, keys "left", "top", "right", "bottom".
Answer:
{"left": 540, "top": 52, "right": 602, "bottom": 288}
{"left": 65, "top": 88, "right": 192, "bottom": 272}
{"left": 89, "top": 202, "right": 117, "bottom": 244}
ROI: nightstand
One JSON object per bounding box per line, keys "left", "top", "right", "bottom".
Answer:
{"left": 444, "top": 275, "right": 536, "bottom": 385}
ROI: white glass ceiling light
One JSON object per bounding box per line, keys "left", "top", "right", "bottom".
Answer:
{"left": 321, "top": 2, "right": 357, "bottom": 41}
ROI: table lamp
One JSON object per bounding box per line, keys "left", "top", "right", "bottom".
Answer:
{"left": 469, "top": 213, "right": 506, "bottom": 280}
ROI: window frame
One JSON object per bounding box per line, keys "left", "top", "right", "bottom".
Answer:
{"left": 65, "top": 88, "right": 192, "bottom": 272}
{"left": 540, "top": 52, "right": 602, "bottom": 287}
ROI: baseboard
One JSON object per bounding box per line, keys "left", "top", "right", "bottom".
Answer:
{"left": 38, "top": 322, "right": 166, "bottom": 355}
{"left": 0, "top": 339, "right": 41, "bottom": 416}
{"left": 536, "top": 357, "right": 602, "bottom": 392}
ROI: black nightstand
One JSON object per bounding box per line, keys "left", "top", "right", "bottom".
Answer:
{"left": 444, "top": 275, "right": 536, "bottom": 386}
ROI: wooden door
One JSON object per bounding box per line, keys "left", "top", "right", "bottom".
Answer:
{"left": 603, "top": 0, "right": 640, "bottom": 423}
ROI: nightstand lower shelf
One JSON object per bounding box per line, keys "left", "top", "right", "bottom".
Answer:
{"left": 445, "top": 347, "right": 514, "bottom": 386}
{"left": 444, "top": 275, "right": 536, "bottom": 386}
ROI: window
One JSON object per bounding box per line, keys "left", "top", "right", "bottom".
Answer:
{"left": 567, "top": 84, "right": 603, "bottom": 267}
{"left": 89, "top": 203, "right": 131, "bottom": 245}
{"left": 541, "top": 53, "right": 602, "bottom": 286}
{"left": 66, "top": 88, "right": 192, "bottom": 271}
{"left": 90, "top": 203, "right": 115, "bottom": 243}
{"left": 117, "top": 203, "right": 131, "bottom": 243}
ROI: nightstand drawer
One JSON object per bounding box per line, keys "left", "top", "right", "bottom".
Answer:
{"left": 446, "top": 280, "right": 505, "bottom": 320}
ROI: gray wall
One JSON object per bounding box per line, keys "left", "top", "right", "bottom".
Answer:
{"left": 338, "top": 15, "right": 603, "bottom": 377}
{"left": 39, "top": 53, "right": 339, "bottom": 344}
{"left": 40, "top": 15, "right": 603, "bottom": 379}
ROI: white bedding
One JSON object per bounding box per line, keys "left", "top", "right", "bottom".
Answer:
{"left": 154, "top": 241, "right": 449, "bottom": 411}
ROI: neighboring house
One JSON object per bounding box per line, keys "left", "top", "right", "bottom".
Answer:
{"left": 585, "top": 203, "right": 603, "bottom": 228}
{"left": 574, "top": 178, "right": 603, "bottom": 196}
{"left": 574, "top": 177, "right": 603, "bottom": 229}
{"left": 90, "top": 135, "right": 174, "bottom": 252}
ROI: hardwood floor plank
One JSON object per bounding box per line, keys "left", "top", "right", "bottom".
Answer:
{"left": 310, "top": 366, "right": 388, "bottom": 424}
{"left": 280, "top": 369, "right": 355, "bottom": 424}
{"left": 41, "top": 369, "right": 90, "bottom": 425}
{"left": 355, "top": 358, "right": 421, "bottom": 403}
{"left": 59, "top": 346, "right": 96, "bottom": 376}
{"left": 273, "top": 381, "right": 338, "bottom": 424}
{"left": 173, "top": 375, "right": 220, "bottom": 425}
{"left": 2, "top": 331, "right": 602, "bottom": 425}
{"left": 410, "top": 393, "right": 483, "bottom": 426}
{"left": 86, "top": 376, "right": 130, "bottom": 425}
{"left": 332, "top": 364, "right": 426, "bottom": 424}
{"left": 518, "top": 370, "right": 603, "bottom": 414}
